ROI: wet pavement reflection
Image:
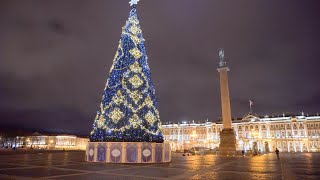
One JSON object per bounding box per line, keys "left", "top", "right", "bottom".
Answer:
{"left": 0, "top": 152, "right": 319, "bottom": 179}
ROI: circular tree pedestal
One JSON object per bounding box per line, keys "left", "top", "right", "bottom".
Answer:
{"left": 85, "top": 142, "right": 171, "bottom": 163}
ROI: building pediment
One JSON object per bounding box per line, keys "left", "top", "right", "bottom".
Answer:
{"left": 32, "top": 132, "right": 43, "bottom": 136}
{"left": 241, "top": 113, "right": 260, "bottom": 122}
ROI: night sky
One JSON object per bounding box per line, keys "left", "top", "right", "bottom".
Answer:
{"left": 1, "top": 0, "right": 320, "bottom": 135}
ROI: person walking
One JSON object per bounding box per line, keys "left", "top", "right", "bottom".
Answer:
{"left": 275, "top": 148, "right": 280, "bottom": 159}
{"left": 242, "top": 150, "right": 245, "bottom": 157}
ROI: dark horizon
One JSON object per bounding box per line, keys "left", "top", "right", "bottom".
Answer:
{"left": 1, "top": 0, "right": 320, "bottom": 135}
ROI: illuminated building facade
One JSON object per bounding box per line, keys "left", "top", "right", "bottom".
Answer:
{"left": 1, "top": 133, "right": 88, "bottom": 150}
{"left": 25, "top": 134, "right": 88, "bottom": 150}
{"left": 162, "top": 114, "right": 320, "bottom": 153}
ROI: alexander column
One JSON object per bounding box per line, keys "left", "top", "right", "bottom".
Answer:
{"left": 217, "top": 49, "right": 236, "bottom": 155}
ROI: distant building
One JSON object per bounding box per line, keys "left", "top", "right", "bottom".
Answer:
{"left": 1, "top": 132, "right": 88, "bottom": 150}
{"left": 162, "top": 114, "right": 320, "bottom": 153}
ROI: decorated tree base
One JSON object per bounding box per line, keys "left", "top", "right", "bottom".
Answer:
{"left": 85, "top": 142, "right": 171, "bottom": 163}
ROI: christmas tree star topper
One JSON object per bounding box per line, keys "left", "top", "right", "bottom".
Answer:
{"left": 129, "top": 0, "right": 140, "bottom": 6}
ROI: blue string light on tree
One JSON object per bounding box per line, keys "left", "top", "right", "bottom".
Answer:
{"left": 89, "top": 0, "right": 164, "bottom": 143}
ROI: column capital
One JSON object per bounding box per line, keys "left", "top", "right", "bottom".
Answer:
{"left": 217, "top": 67, "right": 230, "bottom": 72}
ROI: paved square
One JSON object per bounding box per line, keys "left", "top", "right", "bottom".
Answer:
{"left": 0, "top": 151, "right": 319, "bottom": 179}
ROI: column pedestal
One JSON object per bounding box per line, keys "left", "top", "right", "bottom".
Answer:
{"left": 219, "top": 128, "right": 236, "bottom": 155}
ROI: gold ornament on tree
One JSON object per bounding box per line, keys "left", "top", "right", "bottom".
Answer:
{"left": 129, "top": 47, "right": 142, "bottom": 60}
{"left": 130, "top": 90, "right": 142, "bottom": 104}
{"left": 130, "top": 62, "right": 142, "bottom": 73}
{"left": 131, "top": 35, "right": 141, "bottom": 45}
{"left": 108, "top": 108, "right": 124, "bottom": 123}
{"left": 113, "top": 90, "right": 125, "bottom": 105}
{"left": 129, "top": 75, "right": 144, "bottom": 88}
{"left": 129, "top": 25, "right": 141, "bottom": 35}
{"left": 97, "top": 114, "right": 105, "bottom": 128}
{"left": 145, "top": 111, "right": 156, "bottom": 124}
{"left": 144, "top": 95, "right": 153, "bottom": 107}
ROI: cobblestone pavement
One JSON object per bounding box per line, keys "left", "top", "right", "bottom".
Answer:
{"left": 0, "top": 152, "right": 319, "bottom": 179}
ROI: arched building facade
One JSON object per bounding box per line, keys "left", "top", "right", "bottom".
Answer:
{"left": 162, "top": 114, "right": 320, "bottom": 153}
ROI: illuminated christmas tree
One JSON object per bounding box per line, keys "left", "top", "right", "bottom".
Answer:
{"left": 89, "top": 0, "right": 164, "bottom": 143}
